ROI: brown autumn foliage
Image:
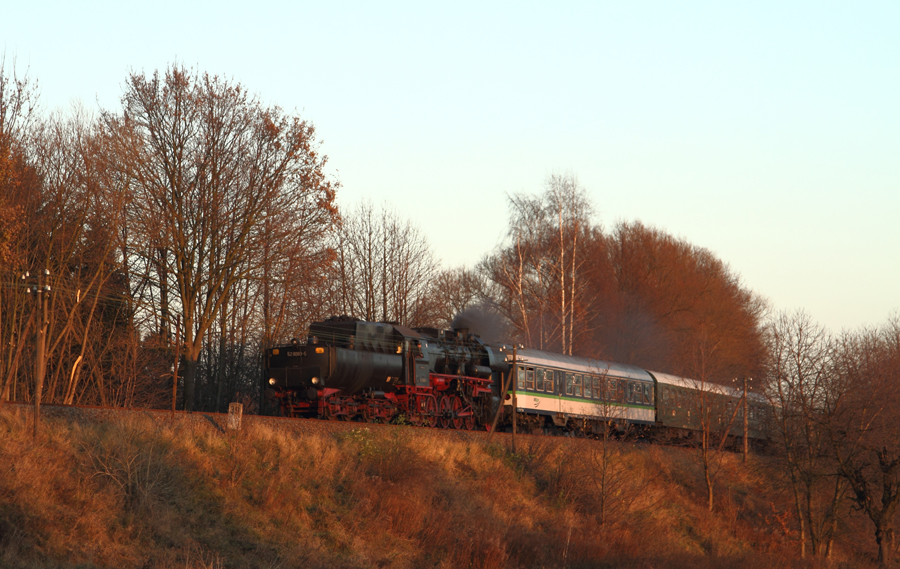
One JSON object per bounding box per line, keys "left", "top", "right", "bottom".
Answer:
{"left": 481, "top": 177, "right": 766, "bottom": 386}
{"left": 1, "top": 406, "right": 890, "bottom": 569}
{"left": 597, "top": 221, "right": 767, "bottom": 383}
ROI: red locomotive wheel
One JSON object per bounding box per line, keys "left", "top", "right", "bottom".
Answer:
{"left": 463, "top": 405, "right": 476, "bottom": 431}
{"left": 439, "top": 395, "right": 452, "bottom": 429}
{"left": 424, "top": 396, "right": 438, "bottom": 428}
{"left": 451, "top": 396, "right": 464, "bottom": 430}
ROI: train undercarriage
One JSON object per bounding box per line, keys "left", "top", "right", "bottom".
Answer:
{"left": 274, "top": 373, "right": 495, "bottom": 430}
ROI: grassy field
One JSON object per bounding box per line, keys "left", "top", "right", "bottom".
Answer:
{"left": 0, "top": 406, "right": 879, "bottom": 568}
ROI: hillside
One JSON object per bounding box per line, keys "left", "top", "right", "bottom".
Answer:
{"left": 0, "top": 405, "right": 879, "bottom": 568}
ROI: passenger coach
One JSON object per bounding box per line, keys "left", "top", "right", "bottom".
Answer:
{"left": 505, "top": 349, "right": 656, "bottom": 434}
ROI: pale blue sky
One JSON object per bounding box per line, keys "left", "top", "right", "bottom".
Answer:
{"left": 3, "top": 1, "right": 898, "bottom": 333}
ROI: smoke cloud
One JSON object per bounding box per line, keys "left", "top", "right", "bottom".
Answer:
{"left": 451, "top": 304, "right": 509, "bottom": 345}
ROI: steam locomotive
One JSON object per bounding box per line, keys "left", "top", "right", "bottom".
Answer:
{"left": 264, "top": 316, "right": 769, "bottom": 440}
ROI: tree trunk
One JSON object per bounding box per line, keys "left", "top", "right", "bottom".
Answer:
{"left": 183, "top": 354, "right": 198, "bottom": 412}
{"left": 876, "top": 525, "right": 888, "bottom": 567}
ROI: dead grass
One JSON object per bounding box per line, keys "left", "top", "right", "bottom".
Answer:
{"left": 0, "top": 406, "right": 885, "bottom": 568}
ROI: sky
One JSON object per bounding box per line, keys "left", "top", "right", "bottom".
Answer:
{"left": 3, "top": 1, "right": 898, "bottom": 333}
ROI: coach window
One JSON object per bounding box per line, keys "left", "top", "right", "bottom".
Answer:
{"left": 517, "top": 366, "right": 526, "bottom": 390}
{"left": 556, "top": 371, "right": 565, "bottom": 393}
{"left": 606, "top": 379, "right": 616, "bottom": 402}
{"left": 526, "top": 368, "right": 535, "bottom": 390}
{"left": 536, "top": 368, "right": 545, "bottom": 391}
{"left": 626, "top": 382, "right": 634, "bottom": 403}
{"left": 566, "top": 373, "right": 574, "bottom": 396}
{"left": 546, "top": 370, "right": 555, "bottom": 392}
{"left": 573, "top": 374, "right": 582, "bottom": 397}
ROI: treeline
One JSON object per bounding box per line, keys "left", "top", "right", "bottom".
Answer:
{"left": 0, "top": 62, "right": 340, "bottom": 413}
{"left": 0, "top": 59, "right": 767, "bottom": 413}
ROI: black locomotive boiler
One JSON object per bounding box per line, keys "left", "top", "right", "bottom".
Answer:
{"left": 264, "top": 316, "right": 510, "bottom": 428}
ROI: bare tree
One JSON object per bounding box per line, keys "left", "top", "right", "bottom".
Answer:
{"left": 427, "top": 266, "right": 485, "bottom": 328}
{"left": 0, "top": 54, "right": 39, "bottom": 404}
{"left": 329, "top": 201, "right": 435, "bottom": 326}
{"left": 544, "top": 173, "right": 593, "bottom": 355}
{"left": 766, "top": 310, "right": 844, "bottom": 558}
{"left": 108, "top": 64, "right": 337, "bottom": 411}
{"left": 482, "top": 174, "right": 596, "bottom": 352}
{"left": 1, "top": 77, "right": 136, "bottom": 410}
{"left": 826, "top": 317, "right": 900, "bottom": 567}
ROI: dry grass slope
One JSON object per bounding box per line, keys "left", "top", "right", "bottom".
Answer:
{"left": 0, "top": 407, "right": 882, "bottom": 568}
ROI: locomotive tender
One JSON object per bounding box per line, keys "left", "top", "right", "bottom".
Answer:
{"left": 264, "top": 316, "right": 769, "bottom": 441}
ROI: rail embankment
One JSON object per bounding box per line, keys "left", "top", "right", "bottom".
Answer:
{"left": 0, "top": 403, "right": 877, "bottom": 568}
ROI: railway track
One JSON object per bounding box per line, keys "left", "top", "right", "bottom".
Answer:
{"left": 0, "top": 401, "right": 522, "bottom": 445}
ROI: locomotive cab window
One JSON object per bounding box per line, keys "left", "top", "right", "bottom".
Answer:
{"left": 643, "top": 384, "right": 652, "bottom": 405}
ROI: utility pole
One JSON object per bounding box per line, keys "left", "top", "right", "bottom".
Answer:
{"left": 488, "top": 349, "right": 514, "bottom": 440}
{"left": 511, "top": 345, "right": 517, "bottom": 454}
{"left": 172, "top": 314, "right": 181, "bottom": 416}
{"left": 488, "top": 345, "right": 517, "bottom": 450}
{"left": 743, "top": 376, "right": 750, "bottom": 463}
{"left": 26, "top": 270, "right": 50, "bottom": 438}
